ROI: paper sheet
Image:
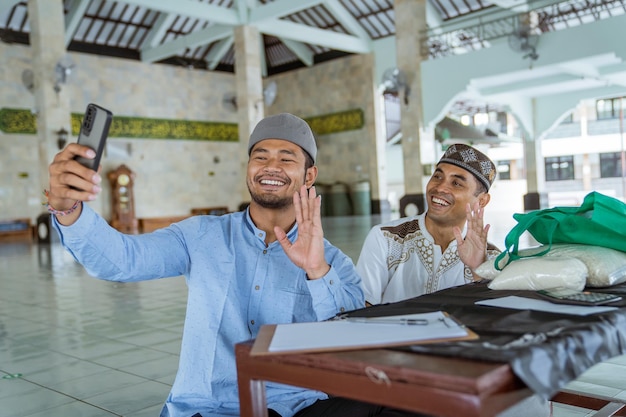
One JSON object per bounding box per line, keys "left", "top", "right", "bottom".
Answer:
{"left": 475, "top": 296, "right": 618, "bottom": 316}
{"left": 258, "top": 311, "right": 474, "bottom": 355}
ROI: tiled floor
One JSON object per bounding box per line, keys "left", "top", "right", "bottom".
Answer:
{"left": 0, "top": 212, "right": 623, "bottom": 416}
{"left": 0, "top": 241, "right": 185, "bottom": 417}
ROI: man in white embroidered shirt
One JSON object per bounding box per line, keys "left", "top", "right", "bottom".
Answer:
{"left": 356, "top": 143, "right": 551, "bottom": 417}
{"left": 356, "top": 143, "right": 501, "bottom": 306}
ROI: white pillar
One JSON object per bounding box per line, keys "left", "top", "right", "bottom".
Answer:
{"left": 234, "top": 25, "right": 264, "bottom": 207}
{"left": 28, "top": 0, "right": 71, "bottom": 197}
{"left": 395, "top": 0, "right": 427, "bottom": 215}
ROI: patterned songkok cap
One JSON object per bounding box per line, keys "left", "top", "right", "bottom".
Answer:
{"left": 437, "top": 143, "right": 496, "bottom": 190}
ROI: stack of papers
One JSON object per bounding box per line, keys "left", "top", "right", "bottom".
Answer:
{"left": 251, "top": 311, "right": 477, "bottom": 355}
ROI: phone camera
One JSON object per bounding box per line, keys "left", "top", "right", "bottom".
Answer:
{"left": 83, "top": 106, "right": 95, "bottom": 133}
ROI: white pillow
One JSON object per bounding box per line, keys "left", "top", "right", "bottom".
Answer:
{"left": 475, "top": 244, "right": 626, "bottom": 288}
{"left": 487, "top": 256, "right": 587, "bottom": 291}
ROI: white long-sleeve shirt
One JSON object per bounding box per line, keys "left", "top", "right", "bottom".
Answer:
{"left": 356, "top": 213, "right": 500, "bottom": 305}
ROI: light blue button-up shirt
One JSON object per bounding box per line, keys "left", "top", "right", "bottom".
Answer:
{"left": 53, "top": 204, "right": 364, "bottom": 417}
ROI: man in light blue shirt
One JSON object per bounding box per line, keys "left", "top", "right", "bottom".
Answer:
{"left": 47, "top": 113, "right": 426, "bottom": 417}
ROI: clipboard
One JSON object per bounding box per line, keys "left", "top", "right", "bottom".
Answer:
{"left": 251, "top": 311, "right": 478, "bottom": 356}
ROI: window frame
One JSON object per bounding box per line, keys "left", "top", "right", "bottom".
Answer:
{"left": 545, "top": 155, "right": 575, "bottom": 181}
{"left": 600, "top": 152, "right": 625, "bottom": 178}
{"left": 596, "top": 97, "right": 624, "bottom": 120}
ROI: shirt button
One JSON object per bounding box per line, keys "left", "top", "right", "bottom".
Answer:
{"left": 251, "top": 320, "right": 255, "bottom": 325}
{"left": 340, "top": 307, "right": 345, "bottom": 312}
{"left": 258, "top": 233, "right": 263, "bottom": 237}
{"left": 263, "top": 250, "right": 267, "bottom": 254}
{"left": 255, "top": 285, "right": 260, "bottom": 290}
{"left": 329, "top": 280, "right": 334, "bottom": 285}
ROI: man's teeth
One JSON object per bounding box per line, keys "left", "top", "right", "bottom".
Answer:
{"left": 261, "top": 180, "right": 284, "bottom": 186}
{"left": 432, "top": 197, "right": 449, "bottom": 206}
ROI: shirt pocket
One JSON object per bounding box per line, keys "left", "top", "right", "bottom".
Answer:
{"left": 267, "top": 279, "right": 315, "bottom": 322}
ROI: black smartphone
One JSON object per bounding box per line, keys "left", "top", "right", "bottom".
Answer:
{"left": 537, "top": 288, "right": 622, "bottom": 306}
{"left": 74, "top": 103, "right": 113, "bottom": 171}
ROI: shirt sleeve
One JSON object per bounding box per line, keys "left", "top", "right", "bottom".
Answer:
{"left": 305, "top": 241, "right": 365, "bottom": 321}
{"left": 52, "top": 204, "right": 190, "bottom": 282}
{"left": 355, "top": 226, "right": 389, "bottom": 305}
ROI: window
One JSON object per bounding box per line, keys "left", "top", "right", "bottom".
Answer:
{"left": 600, "top": 152, "right": 625, "bottom": 178}
{"left": 596, "top": 97, "right": 624, "bottom": 120}
{"left": 459, "top": 110, "right": 508, "bottom": 133}
{"left": 497, "top": 161, "right": 511, "bottom": 180}
{"left": 545, "top": 156, "right": 574, "bottom": 181}
{"left": 496, "top": 111, "right": 508, "bottom": 133}
{"left": 473, "top": 112, "right": 489, "bottom": 126}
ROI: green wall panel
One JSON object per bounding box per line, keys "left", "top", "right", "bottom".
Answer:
{"left": 0, "top": 108, "right": 364, "bottom": 140}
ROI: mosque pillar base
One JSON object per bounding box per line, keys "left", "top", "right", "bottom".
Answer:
{"left": 371, "top": 199, "right": 392, "bottom": 216}
{"left": 523, "top": 192, "right": 549, "bottom": 211}
{"left": 399, "top": 194, "right": 426, "bottom": 217}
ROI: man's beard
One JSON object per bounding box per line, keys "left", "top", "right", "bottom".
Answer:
{"left": 248, "top": 183, "right": 293, "bottom": 209}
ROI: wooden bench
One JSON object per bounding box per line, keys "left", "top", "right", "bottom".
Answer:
{"left": 0, "top": 218, "right": 33, "bottom": 242}
{"left": 139, "top": 215, "right": 191, "bottom": 233}
{"left": 190, "top": 206, "right": 229, "bottom": 216}
{"left": 139, "top": 207, "right": 230, "bottom": 233}
{"left": 552, "top": 390, "right": 626, "bottom": 416}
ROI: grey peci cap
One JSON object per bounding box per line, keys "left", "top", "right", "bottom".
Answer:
{"left": 248, "top": 113, "right": 317, "bottom": 163}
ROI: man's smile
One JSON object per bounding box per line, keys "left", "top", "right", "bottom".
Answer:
{"left": 431, "top": 196, "right": 451, "bottom": 207}
{"left": 260, "top": 178, "right": 286, "bottom": 186}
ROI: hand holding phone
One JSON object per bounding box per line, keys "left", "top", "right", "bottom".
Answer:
{"left": 74, "top": 103, "right": 113, "bottom": 171}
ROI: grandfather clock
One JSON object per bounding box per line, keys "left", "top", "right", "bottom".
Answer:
{"left": 108, "top": 164, "right": 139, "bottom": 234}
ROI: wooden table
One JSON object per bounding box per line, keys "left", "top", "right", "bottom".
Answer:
{"left": 236, "top": 283, "right": 626, "bottom": 417}
{"left": 235, "top": 340, "right": 533, "bottom": 417}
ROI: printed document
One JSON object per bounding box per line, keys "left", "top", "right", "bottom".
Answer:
{"left": 251, "top": 311, "right": 476, "bottom": 355}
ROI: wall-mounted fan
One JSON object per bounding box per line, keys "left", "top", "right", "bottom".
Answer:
{"left": 21, "top": 69, "right": 34, "bottom": 93}
{"left": 222, "top": 93, "right": 238, "bottom": 111}
{"left": 508, "top": 27, "right": 539, "bottom": 61}
{"left": 222, "top": 81, "right": 278, "bottom": 111}
{"left": 263, "top": 81, "right": 277, "bottom": 107}
{"left": 381, "top": 67, "right": 410, "bottom": 105}
{"left": 54, "top": 55, "right": 75, "bottom": 93}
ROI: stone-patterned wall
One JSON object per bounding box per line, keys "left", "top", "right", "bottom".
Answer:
{"left": 0, "top": 42, "right": 376, "bottom": 222}
{"left": 0, "top": 44, "right": 42, "bottom": 221}
{"left": 268, "top": 54, "right": 375, "bottom": 188}
{"left": 66, "top": 52, "right": 241, "bottom": 219}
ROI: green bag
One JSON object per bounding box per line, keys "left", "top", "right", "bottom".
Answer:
{"left": 495, "top": 192, "right": 626, "bottom": 270}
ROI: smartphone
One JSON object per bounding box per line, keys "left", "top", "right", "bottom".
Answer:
{"left": 74, "top": 103, "right": 113, "bottom": 171}
{"left": 537, "top": 288, "right": 622, "bottom": 306}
